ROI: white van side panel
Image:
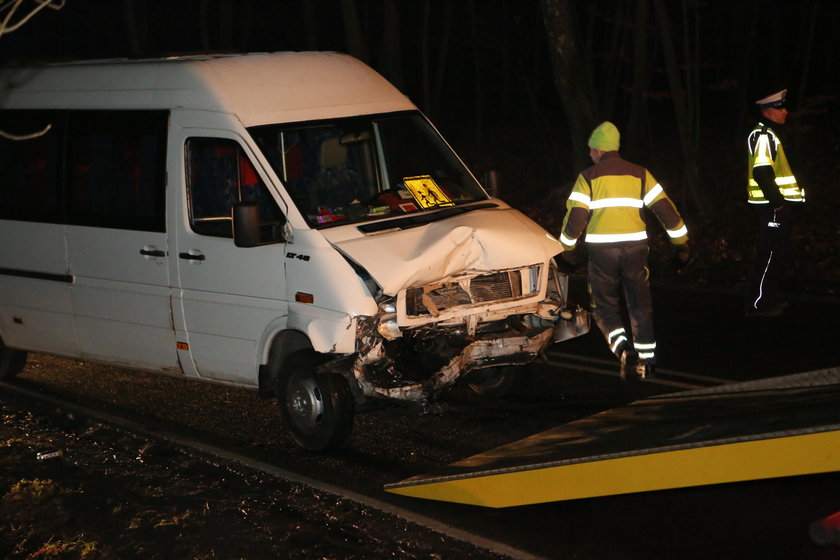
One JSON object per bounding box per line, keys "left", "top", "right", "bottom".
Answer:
{"left": 67, "top": 226, "right": 178, "bottom": 371}
{"left": 0, "top": 220, "right": 68, "bottom": 275}
{"left": 174, "top": 290, "right": 286, "bottom": 384}
{"left": 0, "top": 221, "right": 79, "bottom": 356}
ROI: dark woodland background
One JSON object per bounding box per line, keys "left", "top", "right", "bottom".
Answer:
{"left": 2, "top": 0, "right": 839, "bottom": 287}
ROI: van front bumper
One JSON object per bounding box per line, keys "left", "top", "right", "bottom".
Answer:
{"left": 348, "top": 305, "right": 589, "bottom": 403}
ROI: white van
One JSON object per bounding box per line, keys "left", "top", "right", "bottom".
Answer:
{"left": 0, "top": 52, "right": 588, "bottom": 449}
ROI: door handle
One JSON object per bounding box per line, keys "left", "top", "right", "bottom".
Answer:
{"left": 179, "top": 251, "right": 206, "bottom": 261}
{"left": 140, "top": 248, "right": 166, "bottom": 257}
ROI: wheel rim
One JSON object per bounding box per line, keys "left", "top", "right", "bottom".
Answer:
{"left": 287, "top": 373, "right": 324, "bottom": 431}
{"left": 470, "top": 367, "right": 507, "bottom": 390}
{"left": 467, "top": 365, "right": 520, "bottom": 397}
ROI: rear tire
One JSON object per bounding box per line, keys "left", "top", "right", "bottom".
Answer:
{"left": 0, "top": 336, "right": 27, "bottom": 381}
{"left": 277, "top": 351, "right": 354, "bottom": 451}
{"left": 467, "top": 365, "right": 522, "bottom": 398}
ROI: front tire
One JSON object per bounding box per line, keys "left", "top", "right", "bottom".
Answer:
{"left": 277, "top": 351, "right": 354, "bottom": 451}
{"left": 0, "top": 336, "right": 27, "bottom": 381}
{"left": 467, "top": 365, "right": 522, "bottom": 398}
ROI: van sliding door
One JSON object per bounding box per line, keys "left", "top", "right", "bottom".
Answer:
{"left": 65, "top": 110, "right": 179, "bottom": 371}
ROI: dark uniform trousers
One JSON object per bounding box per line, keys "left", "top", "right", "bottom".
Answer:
{"left": 587, "top": 241, "right": 654, "bottom": 359}
{"left": 747, "top": 203, "right": 793, "bottom": 311}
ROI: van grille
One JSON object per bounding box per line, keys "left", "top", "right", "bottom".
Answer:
{"left": 405, "top": 267, "right": 539, "bottom": 317}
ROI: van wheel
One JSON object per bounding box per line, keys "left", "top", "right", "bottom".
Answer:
{"left": 0, "top": 337, "right": 27, "bottom": 381}
{"left": 467, "top": 365, "right": 521, "bottom": 398}
{"left": 277, "top": 352, "right": 354, "bottom": 451}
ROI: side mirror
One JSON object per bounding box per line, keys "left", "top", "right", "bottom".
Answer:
{"left": 232, "top": 202, "right": 285, "bottom": 247}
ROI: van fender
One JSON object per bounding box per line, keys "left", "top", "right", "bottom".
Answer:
{"left": 257, "top": 305, "right": 356, "bottom": 397}
{"left": 257, "top": 328, "right": 310, "bottom": 398}
{"left": 284, "top": 303, "right": 357, "bottom": 354}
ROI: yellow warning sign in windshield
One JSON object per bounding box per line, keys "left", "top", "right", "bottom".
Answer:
{"left": 403, "top": 175, "right": 454, "bottom": 209}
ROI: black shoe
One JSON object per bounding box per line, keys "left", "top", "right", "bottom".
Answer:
{"left": 746, "top": 301, "right": 787, "bottom": 318}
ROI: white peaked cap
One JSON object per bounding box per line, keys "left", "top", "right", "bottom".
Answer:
{"left": 755, "top": 89, "right": 787, "bottom": 107}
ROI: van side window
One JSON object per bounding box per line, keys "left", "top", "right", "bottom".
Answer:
{"left": 185, "top": 137, "right": 283, "bottom": 240}
{"left": 0, "top": 110, "right": 63, "bottom": 223}
{"left": 67, "top": 111, "right": 167, "bottom": 232}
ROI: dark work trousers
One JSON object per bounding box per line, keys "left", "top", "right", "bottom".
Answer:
{"left": 746, "top": 204, "right": 793, "bottom": 312}
{"left": 587, "top": 242, "right": 655, "bottom": 362}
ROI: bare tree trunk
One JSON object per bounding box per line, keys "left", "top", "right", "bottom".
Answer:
{"left": 797, "top": 0, "right": 820, "bottom": 104}
{"left": 652, "top": 0, "right": 710, "bottom": 216}
{"left": 625, "top": 0, "right": 651, "bottom": 162}
{"left": 734, "top": 1, "right": 759, "bottom": 126}
{"left": 598, "top": 3, "right": 630, "bottom": 120}
{"left": 121, "top": 0, "right": 144, "bottom": 57}
{"left": 302, "top": 0, "right": 319, "bottom": 50}
{"left": 429, "top": 1, "right": 453, "bottom": 118}
{"left": 200, "top": 0, "right": 211, "bottom": 51}
{"left": 341, "top": 0, "right": 369, "bottom": 62}
{"left": 236, "top": 0, "right": 255, "bottom": 52}
{"left": 540, "top": 0, "right": 597, "bottom": 171}
{"left": 218, "top": 0, "right": 235, "bottom": 51}
{"left": 420, "top": 0, "right": 431, "bottom": 112}
{"left": 379, "top": 0, "right": 403, "bottom": 89}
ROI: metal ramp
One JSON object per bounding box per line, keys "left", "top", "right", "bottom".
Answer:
{"left": 385, "top": 369, "right": 840, "bottom": 508}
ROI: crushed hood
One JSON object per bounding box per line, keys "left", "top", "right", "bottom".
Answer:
{"left": 326, "top": 207, "right": 563, "bottom": 295}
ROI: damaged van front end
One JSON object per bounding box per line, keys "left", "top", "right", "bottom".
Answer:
{"left": 324, "top": 205, "right": 590, "bottom": 406}
{"left": 351, "top": 262, "right": 589, "bottom": 404}
{"left": 247, "top": 107, "right": 590, "bottom": 449}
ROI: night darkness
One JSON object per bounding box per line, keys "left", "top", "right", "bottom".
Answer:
{"left": 1, "top": 0, "right": 839, "bottom": 281}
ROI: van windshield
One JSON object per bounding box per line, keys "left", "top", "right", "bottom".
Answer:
{"left": 249, "top": 111, "right": 487, "bottom": 228}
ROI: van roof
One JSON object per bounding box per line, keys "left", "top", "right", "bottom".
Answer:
{"left": 0, "top": 52, "right": 416, "bottom": 126}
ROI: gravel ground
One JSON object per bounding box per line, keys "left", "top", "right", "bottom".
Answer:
{"left": 0, "top": 389, "right": 511, "bottom": 560}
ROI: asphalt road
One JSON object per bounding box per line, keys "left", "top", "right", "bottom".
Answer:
{"left": 5, "top": 277, "right": 840, "bottom": 559}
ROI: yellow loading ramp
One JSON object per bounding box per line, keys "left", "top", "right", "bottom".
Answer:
{"left": 385, "top": 368, "right": 840, "bottom": 508}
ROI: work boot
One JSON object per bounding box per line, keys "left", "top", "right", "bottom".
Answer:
{"left": 635, "top": 361, "right": 656, "bottom": 379}
{"left": 619, "top": 350, "right": 639, "bottom": 383}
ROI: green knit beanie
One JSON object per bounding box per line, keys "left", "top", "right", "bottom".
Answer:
{"left": 588, "top": 121, "right": 620, "bottom": 151}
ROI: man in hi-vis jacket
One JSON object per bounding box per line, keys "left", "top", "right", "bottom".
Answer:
{"left": 559, "top": 121, "right": 689, "bottom": 382}
{"left": 745, "top": 88, "right": 804, "bottom": 318}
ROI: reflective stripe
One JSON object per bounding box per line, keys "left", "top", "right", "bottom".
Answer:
{"left": 589, "top": 197, "right": 643, "bottom": 209}
{"left": 586, "top": 231, "right": 648, "bottom": 243}
{"left": 750, "top": 176, "right": 797, "bottom": 187}
{"left": 560, "top": 232, "right": 577, "bottom": 247}
{"left": 608, "top": 328, "right": 627, "bottom": 354}
{"left": 643, "top": 184, "right": 663, "bottom": 206}
{"left": 608, "top": 328, "right": 626, "bottom": 340}
{"left": 569, "top": 192, "right": 591, "bottom": 206}
{"left": 747, "top": 123, "right": 803, "bottom": 204}
{"left": 667, "top": 224, "right": 688, "bottom": 239}
{"left": 754, "top": 133, "right": 773, "bottom": 166}
{"left": 635, "top": 341, "right": 656, "bottom": 361}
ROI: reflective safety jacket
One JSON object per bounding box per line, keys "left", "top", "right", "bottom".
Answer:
{"left": 559, "top": 151, "right": 688, "bottom": 250}
{"left": 747, "top": 121, "right": 804, "bottom": 206}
